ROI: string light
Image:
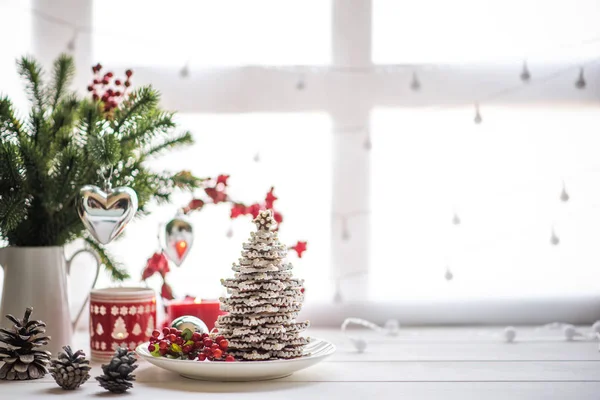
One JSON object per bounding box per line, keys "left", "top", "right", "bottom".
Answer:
{"left": 410, "top": 71, "right": 421, "bottom": 91}
{"left": 474, "top": 103, "right": 482, "bottom": 124}
{"left": 66, "top": 29, "right": 77, "bottom": 52}
{"left": 560, "top": 181, "right": 570, "bottom": 202}
{"left": 550, "top": 227, "right": 560, "bottom": 246}
{"left": 363, "top": 131, "right": 372, "bottom": 150}
{"left": 341, "top": 217, "right": 351, "bottom": 241}
{"left": 575, "top": 67, "right": 586, "bottom": 89}
{"left": 179, "top": 63, "right": 190, "bottom": 78}
{"left": 520, "top": 60, "right": 531, "bottom": 82}
{"left": 444, "top": 267, "right": 454, "bottom": 281}
{"left": 452, "top": 212, "right": 461, "bottom": 225}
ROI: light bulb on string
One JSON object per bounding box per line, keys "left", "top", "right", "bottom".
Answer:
{"left": 452, "top": 212, "right": 461, "bottom": 225}
{"left": 410, "top": 71, "right": 421, "bottom": 91}
{"left": 575, "top": 67, "right": 586, "bottom": 89}
{"left": 66, "top": 29, "right": 77, "bottom": 52}
{"left": 560, "top": 181, "right": 570, "bottom": 202}
{"left": 296, "top": 75, "right": 305, "bottom": 91}
{"left": 474, "top": 103, "right": 482, "bottom": 124}
{"left": 341, "top": 217, "right": 351, "bottom": 241}
{"left": 444, "top": 266, "right": 454, "bottom": 281}
{"left": 363, "top": 131, "right": 372, "bottom": 150}
{"left": 550, "top": 227, "right": 560, "bottom": 246}
{"left": 179, "top": 63, "right": 190, "bottom": 78}
{"left": 520, "top": 60, "right": 531, "bottom": 82}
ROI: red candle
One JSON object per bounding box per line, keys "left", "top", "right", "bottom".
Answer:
{"left": 165, "top": 298, "right": 226, "bottom": 331}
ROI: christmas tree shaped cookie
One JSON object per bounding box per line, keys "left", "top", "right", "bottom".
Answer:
{"left": 216, "top": 209, "right": 310, "bottom": 360}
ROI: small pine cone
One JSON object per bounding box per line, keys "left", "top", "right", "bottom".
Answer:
{"left": 95, "top": 347, "right": 137, "bottom": 393}
{"left": 0, "top": 307, "right": 51, "bottom": 380}
{"left": 50, "top": 346, "right": 91, "bottom": 390}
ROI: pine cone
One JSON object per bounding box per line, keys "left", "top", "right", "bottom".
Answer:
{"left": 0, "top": 307, "right": 51, "bottom": 380}
{"left": 50, "top": 346, "right": 91, "bottom": 390}
{"left": 95, "top": 347, "right": 138, "bottom": 393}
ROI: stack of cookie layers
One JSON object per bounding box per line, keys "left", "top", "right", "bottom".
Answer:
{"left": 216, "top": 210, "right": 310, "bottom": 360}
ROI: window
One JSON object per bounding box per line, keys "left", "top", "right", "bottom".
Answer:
{"left": 4, "top": 0, "right": 600, "bottom": 324}
{"left": 370, "top": 106, "right": 600, "bottom": 301}
{"left": 105, "top": 113, "right": 333, "bottom": 303}
{"left": 93, "top": 0, "right": 331, "bottom": 67}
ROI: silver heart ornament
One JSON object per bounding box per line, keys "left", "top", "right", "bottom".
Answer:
{"left": 162, "top": 214, "right": 194, "bottom": 266}
{"left": 77, "top": 185, "right": 138, "bottom": 244}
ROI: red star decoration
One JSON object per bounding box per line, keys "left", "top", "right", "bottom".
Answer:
{"left": 247, "top": 203, "right": 262, "bottom": 218}
{"left": 187, "top": 199, "right": 204, "bottom": 211}
{"left": 216, "top": 174, "right": 230, "bottom": 186}
{"left": 273, "top": 211, "right": 283, "bottom": 224}
{"left": 230, "top": 203, "right": 247, "bottom": 219}
{"left": 142, "top": 252, "right": 170, "bottom": 280}
{"left": 265, "top": 187, "right": 278, "bottom": 209}
{"left": 205, "top": 187, "right": 227, "bottom": 204}
{"left": 290, "top": 241, "right": 307, "bottom": 258}
{"left": 161, "top": 282, "right": 175, "bottom": 300}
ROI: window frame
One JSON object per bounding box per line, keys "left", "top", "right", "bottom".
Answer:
{"left": 26, "top": 0, "right": 600, "bottom": 325}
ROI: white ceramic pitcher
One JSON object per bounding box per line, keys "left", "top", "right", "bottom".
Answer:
{"left": 0, "top": 246, "right": 100, "bottom": 355}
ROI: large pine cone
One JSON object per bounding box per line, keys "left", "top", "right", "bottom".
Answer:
{"left": 0, "top": 307, "right": 51, "bottom": 380}
{"left": 50, "top": 346, "right": 91, "bottom": 390}
{"left": 95, "top": 347, "right": 138, "bottom": 393}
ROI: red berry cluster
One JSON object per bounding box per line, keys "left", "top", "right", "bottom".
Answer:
{"left": 88, "top": 63, "right": 133, "bottom": 113}
{"left": 148, "top": 328, "right": 235, "bottom": 362}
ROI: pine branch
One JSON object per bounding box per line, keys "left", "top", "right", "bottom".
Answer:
{"left": 49, "top": 54, "right": 75, "bottom": 110}
{"left": 0, "top": 142, "right": 25, "bottom": 192}
{"left": 141, "top": 131, "right": 193, "bottom": 158}
{"left": 120, "top": 110, "right": 176, "bottom": 145}
{"left": 0, "top": 192, "right": 27, "bottom": 233}
{"left": 0, "top": 96, "right": 22, "bottom": 141}
{"left": 17, "top": 56, "right": 46, "bottom": 114}
{"left": 84, "top": 237, "right": 130, "bottom": 281}
{"left": 113, "top": 86, "right": 159, "bottom": 134}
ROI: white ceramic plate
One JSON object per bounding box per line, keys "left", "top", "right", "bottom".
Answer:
{"left": 135, "top": 337, "right": 335, "bottom": 382}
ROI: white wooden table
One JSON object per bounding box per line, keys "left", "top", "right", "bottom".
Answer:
{"left": 1, "top": 327, "right": 599, "bottom": 399}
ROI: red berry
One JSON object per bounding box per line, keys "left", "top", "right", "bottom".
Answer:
{"left": 87, "top": 85, "right": 93, "bottom": 92}
{"left": 95, "top": 63, "right": 102, "bottom": 71}
{"left": 210, "top": 343, "right": 219, "bottom": 351}
{"left": 182, "top": 345, "right": 192, "bottom": 354}
{"left": 192, "top": 332, "right": 202, "bottom": 341}
{"left": 102, "top": 79, "right": 109, "bottom": 85}
{"left": 159, "top": 348, "right": 168, "bottom": 356}
{"left": 198, "top": 353, "right": 207, "bottom": 361}
{"left": 213, "top": 349, "right": 223, "bottom": 359}
{"left": 215, "top": 335, "right": 225, "bottom": 343}
{"left": 170, "top": 328, "right": 178, "bottom": 334}
{"left": 203, "top": 348, "right": 212, "bottom": 355}
{"left": 219, "top": 340, "right": 229, "bottom": 351}
{"left": 162, "top": 327, "right": 170, "bottom": 336}
{"left": 147, "top": 344, "right": 155, "bottom": 352}
{"left": 175, "top": 337, "right": 184, "bottom": 345}
{"left": 115, "top": 91, "right": 121, "bottom": 96}
{"left": 101, "top": 94, "right": 109, "bottom": 102}
{"left": 125, "top": 69, "right": 133, "bottom": 77}
{"left": 176, "top": 330, "right": 183, "bottom": 336}
{"left": 92, "top": 94, "right": 99, "bottom": 101}
{"left": 167, "top": 334, "right": 177, "bottom": 342}
{"left": 159, "top": 340, "right": 168, "bottom": 350}
{"left": 225, "top": 355, "right": 235, "bottom": 362}
{"left": 106, "top": 72, "right": 114, "bottom": 78}
{"left": 202, "top": 333, "right": 209, "bottom": 339}
{"left": 152, "top": 329, "right": 161, "bottom": 338}
{"left": 93, "top": 79, "right": 99, "bottom": 84}
{"left": 193, "top": 341, "right": 203, "bottom": 349}
{"left": 115, "top": 79, "right": 122, "bottom": 86}
{"left": 124, "top": 81, "right": 131, "bottom": 87}
{"left": 203, "top": 339, "right": 213, "bottom": 347}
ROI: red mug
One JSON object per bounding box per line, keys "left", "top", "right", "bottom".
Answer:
{"left": 89, "top": 287, "right": 157, "bottom": 361}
